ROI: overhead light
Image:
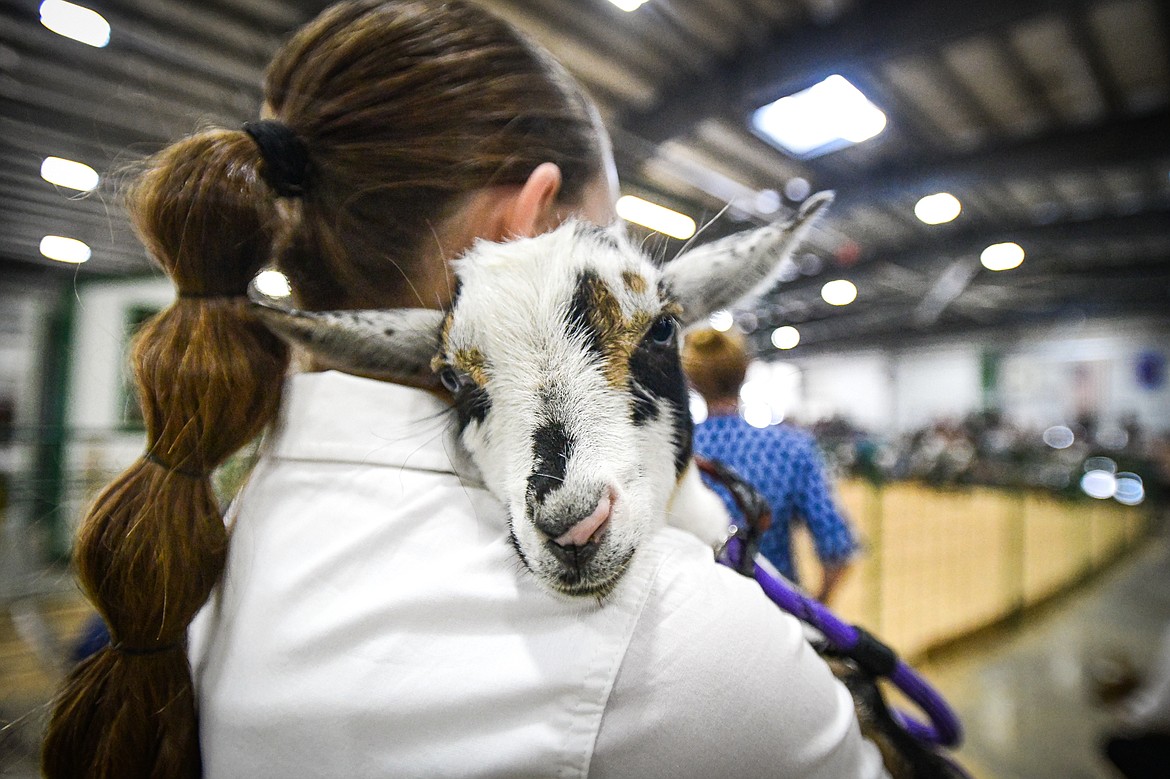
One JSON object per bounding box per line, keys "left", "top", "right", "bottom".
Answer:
{"left": 708, "top": 310, "right": 733, "bottom": 332}
{"left": 742, "top": 402, "right": 772, "bottom": 429}
{"left": 821, "top": 279, "right": 857, "bottom": 306}
{"left": 41, "top": 156, "right": 99, "bottom": 191}
{"left": 771, "top": 326, "right": 800, "bottom": 350}
{"left": 1042, "top": 425, "right": 1074, "bottom": 449}
{"left": 754, "top": 189, "right": 781, "bottom": 214}
{"left": 784, "top": 177, "right": 811, "bottom": 202}
{"left": 688, "top": 390, "right": 708, "bottom": 424}
{"left": 1081, "top": 470, "right": 1116, "bottom": 500}
{"left": 751, "top": 75, "right": 886, "bottom": 158}
{"left": 1114, "top": 473, "right": 1144, "bottom": 506}
{"left": 914, "top": 192, "right": 961, "bottom": 225}
{"left": 981, "top": 242, "right": 1025, "bottom": 271}
{"left": 40, "top": 235, "right": 91, "bottom": 264}
{"left": 253, "top": 269, "right": 292, "bottom": 298}
{"left": 607, "top": 0, "right": 648, "bottom": 9}
{"left": 616, "top": 195, "right": 696, "bottom": 240}
{"left": 39, "top": 0, "right": 110, "bottom": 48}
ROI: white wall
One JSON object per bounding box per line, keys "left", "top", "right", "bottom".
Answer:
{"left": 995, "top": 318, "right": 1170, "bottom": 433}
{"left": 763, "top": 315, "right": 1170, "bottom": 435}
{"left": 891, "top": 346, "right": 982, "bottom": 431}
{"left": 62, "top": 277, "right": 174, "bottom": 532}
{"left": 67, "top": 276, "right": 174, "bottom": 432}
{"left": 780, "top": 350, "right": 893, "bottom": 431}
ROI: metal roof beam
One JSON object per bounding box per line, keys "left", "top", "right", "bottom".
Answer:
{"left": 1066, "top": 4, "right": 1128, "bottom": 115}
{"left": 620, "top": 0, "right": 1088, "bottom": 144}
{"left": 827, "top": 109, "right": 1170, "bottom": 211}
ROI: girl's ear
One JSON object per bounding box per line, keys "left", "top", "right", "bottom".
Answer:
{"left": 448, "top": 162, "right": 564, "bottom": 249}
{"left": 504, "top": 162, "right": 563, "bottom": 238}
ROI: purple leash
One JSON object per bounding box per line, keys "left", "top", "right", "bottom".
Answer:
{"left": 697, "top": 456, "right": 964, "bottom": 750}
{"left": 721, "top": 531, "right": 963, "bottom": 748}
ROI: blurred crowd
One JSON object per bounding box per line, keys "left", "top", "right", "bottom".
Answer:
{"left": 809, "top": 411, "right": 1170, "bottom": 506}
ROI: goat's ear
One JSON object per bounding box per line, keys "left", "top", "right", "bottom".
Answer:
{"left": 661, "top": 191, "right": 833, "bottom": 327}
{"left": 250, "top": 298, "right": 446, "bottom": 381}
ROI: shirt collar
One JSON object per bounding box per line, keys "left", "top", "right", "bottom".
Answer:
{"left": 267, "top": 370, "right": 462, "bottom": 474}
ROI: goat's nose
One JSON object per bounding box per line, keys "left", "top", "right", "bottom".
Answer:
{"left": 542, "top": 491, "right": 613, "bottom": 569}
{"left": 552, "top": 491, "right": 612, "bottom": 547}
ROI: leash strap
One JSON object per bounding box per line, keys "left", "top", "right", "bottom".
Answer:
{"left": 698, "top": 454, "right": 964, "bottom": 748}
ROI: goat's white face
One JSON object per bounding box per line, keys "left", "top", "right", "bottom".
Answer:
{"left": 253, "top": 192, "right": 831, "bottom": 597}
{"left": 435, "top": 224, "right": 691, "bottom": 595}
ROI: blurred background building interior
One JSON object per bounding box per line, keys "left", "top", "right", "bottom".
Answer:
{"left": 1, "top": 0, "right": 1168, "bottom": 777}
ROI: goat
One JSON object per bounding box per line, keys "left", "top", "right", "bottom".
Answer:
{"left": 252, "top": 194, "right": 970, "bottom": 777}
{"left": 252, "top": 192, "right": 831, "bottom": 597}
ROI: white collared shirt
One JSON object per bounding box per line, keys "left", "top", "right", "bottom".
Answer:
{"left": 189, "top": 370, "right": 887, "bottom": 778}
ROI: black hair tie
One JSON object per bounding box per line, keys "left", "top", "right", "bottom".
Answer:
{"left": 142, "top": 451, "right": 209, "bottom": 480}
{"left": 243, "top": 119, "right": 309, "bottom": 198}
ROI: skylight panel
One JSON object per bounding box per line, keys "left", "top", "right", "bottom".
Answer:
{"left": 751, "top": 75, "right": 887, "bottom": 158}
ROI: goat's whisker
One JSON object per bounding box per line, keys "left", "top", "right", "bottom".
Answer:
{"left": 675, "top": 201, "right": 732, "bottom": 259}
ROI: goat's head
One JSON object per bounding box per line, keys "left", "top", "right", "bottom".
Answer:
{"left": 253, "top": 192, "right": 831, "bottom": 597}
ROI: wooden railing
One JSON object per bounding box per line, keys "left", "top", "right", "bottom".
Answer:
{"left": 793, "top": 481, "right": 1149, "bottom": 659}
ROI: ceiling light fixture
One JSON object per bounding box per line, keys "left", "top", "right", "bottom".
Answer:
{"left": 980, "top": 242, "right": 1025, "bottom": 271}
{"left": 742, "top": 402, "right": 773, "bottom": 429}
{"left": 914, "top": 192, "right": 962, "bottom": 225}
{"left": 821, "top": 279, "right": 857, "bottom": 306}
{"left": 751, "top": 75, "right": 887, "bottom": 158}
{"left": 253, "top": 269, "right": 292, "bottom": 298}
{"left": 41, "top": 156, "right": 99, "bottom": 191}
{"left": 708, "top": 310, "right": 734, "bottom": 332}
{"left": 607, "top": 0, "right": 648, "bottom": 10}
{"left": 39, "top": 0, "right": 110, "bottom": 47}
{"left": 616, "top": 195, "right": 696, "bottom": 240}
{"left": 771, "top": 326, "right": 800, "bottom": 349}
{"left": 40, "top": 235, "right": 91, "bottom": 264}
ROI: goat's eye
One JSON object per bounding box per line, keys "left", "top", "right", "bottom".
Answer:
{"left": 438, "top": 367, "right": 463, "bottom": 394}
{"left": 647, "top": 316, "right": 676, "bottom": 345}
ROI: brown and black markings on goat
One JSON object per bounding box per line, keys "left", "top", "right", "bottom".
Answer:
{"left": 564, "top": 268, "right": 692, "bottom": 477}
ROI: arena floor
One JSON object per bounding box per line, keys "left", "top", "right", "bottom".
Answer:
{"left": 924, "top": 529, "right": 1170, "bottom": 778}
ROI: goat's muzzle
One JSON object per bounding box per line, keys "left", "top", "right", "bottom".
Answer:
{"left": 538, "top": 488, "right": 614, "bottom": 573}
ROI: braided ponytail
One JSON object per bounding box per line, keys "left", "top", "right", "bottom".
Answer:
{"left": 42, "top": 130, "right": 290, "bottom": 777}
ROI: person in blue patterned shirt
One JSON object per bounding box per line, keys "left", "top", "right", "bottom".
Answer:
{"left": 683, "top": 328, "right": 857, "bottom": 603}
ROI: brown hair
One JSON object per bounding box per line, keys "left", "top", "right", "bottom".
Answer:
{"left": 42, "top": 2, "right": 605, "bottom": 775}
{"left": 683, "top": 328, "right": 750, "bottom": 402}
{"left": 268, "top": 0, "right": 604, "bottom": 310}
